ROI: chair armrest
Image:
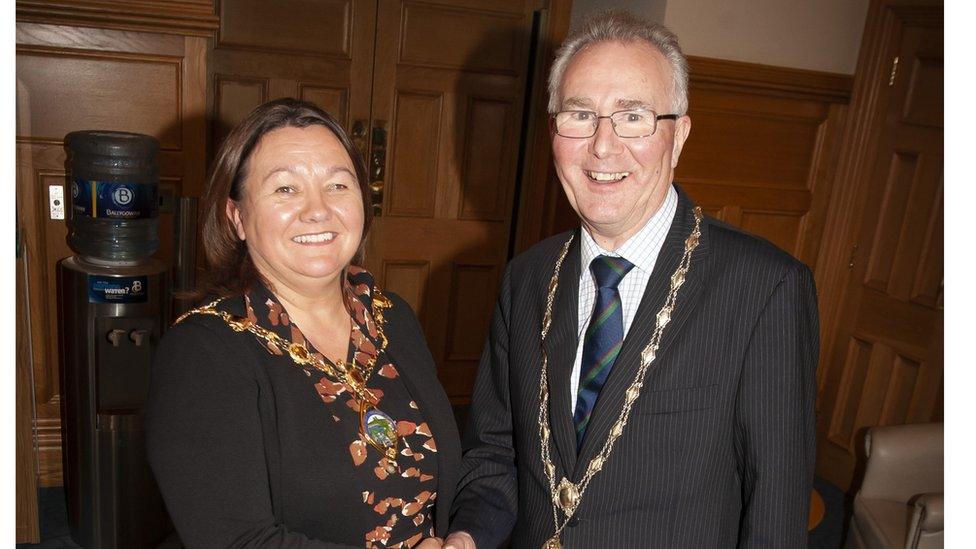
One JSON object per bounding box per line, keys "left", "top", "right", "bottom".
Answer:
{"left": 914, "top": 493, "right": 943, "bottom": 531}
{"left": 906, "top": 492, "right": 943, "bottom": 549}
{"left": 859, "top": 423, "right": 943, "bottom": 501}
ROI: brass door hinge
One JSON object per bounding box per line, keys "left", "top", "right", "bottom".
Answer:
{"left": 888, "top": 56, "right": 899, "bottom": 86}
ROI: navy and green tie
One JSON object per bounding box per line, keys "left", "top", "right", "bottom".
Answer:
{"left": 573, "top": 255, "right": 635, "bottom": 448}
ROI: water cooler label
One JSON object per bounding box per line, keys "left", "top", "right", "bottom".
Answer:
{"left": 71, "top": 178, "right": 157, "bottom": 219}
{"left": 88, "top": 275, "right": 148, "bottom": 303}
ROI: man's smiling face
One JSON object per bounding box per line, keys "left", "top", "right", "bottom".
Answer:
{"left": 552, "top": 40, "right": 691, "bottom": 250}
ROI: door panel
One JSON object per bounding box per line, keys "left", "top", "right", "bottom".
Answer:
{"left": 211, "top": 0, "right": 377, "bottom": 144}
{"left": 816, "top": 7, "right": 943, "bottom": 491}
{"left": 396, "top": 2, "right": 526, "bottom": 72}
{"left": 218, "top": 0, "right": 353, "bottom": 56}
{"left": 367, "top": 0, "right": 535, "bottom": 401}
{"left": 386, "top": 91, "right": 442, "bottom": 217}
{"left": 17, "top": 51, "right": 183, "bottom": 147}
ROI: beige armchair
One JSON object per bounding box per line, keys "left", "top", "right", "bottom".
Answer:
{"left": 845, "top": 422, "right": 943, "bottom": 549}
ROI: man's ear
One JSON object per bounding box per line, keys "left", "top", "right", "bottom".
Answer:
{"left": 670, "top": 115, "right": 692, "bottom": 168}
{"left": 226, "top": 199, "right": 246, "bottom": 241}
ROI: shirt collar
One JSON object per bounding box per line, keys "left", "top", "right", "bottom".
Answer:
{"left": 579, "top": 183, "right": 678, "bottom": 276}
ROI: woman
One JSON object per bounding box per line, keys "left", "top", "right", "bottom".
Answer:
{"left": 146, "top": 98, "right": 460, "bottom": 548}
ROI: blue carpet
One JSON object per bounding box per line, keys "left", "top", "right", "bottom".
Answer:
{"left": 18, "top": 487, "right": 180, "bottom": 548}
{"left": 17, "top": 487, "right": 78, "bottom": 548}
{"left": 809, "top": 475, "right": 848, "bottom": 548}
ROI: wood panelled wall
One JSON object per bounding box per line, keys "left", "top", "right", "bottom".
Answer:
{"left": 15, "top": 2, "right": 217, "bottom": 498}
{"left": 679, "top": 57, "right": 851, "bottom": 270}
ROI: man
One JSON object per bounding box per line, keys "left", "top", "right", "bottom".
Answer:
{"left": 445, "top": 10, "right": 818, "bottom": 548}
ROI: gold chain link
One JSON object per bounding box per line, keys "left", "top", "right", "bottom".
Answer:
{"left": 175, "top": 292, "right": 392, "bottom": 406}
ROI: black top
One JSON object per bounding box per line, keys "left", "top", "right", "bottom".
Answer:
{"left": 147, "top": 273, "right": 460, "bottom": 548}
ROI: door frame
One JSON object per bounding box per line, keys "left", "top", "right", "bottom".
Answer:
{"left": 512, "top": 0, "right": 573, "bottom": 254}
{"left": 16, "top": 222, "right": 41, "bottom": 544}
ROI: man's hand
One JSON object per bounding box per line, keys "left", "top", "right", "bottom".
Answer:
{"left": 443, "top": 531, "right": 476, "bottom": 549}
{"left": 415, "top": 537, "right": 444, "bottom": 548}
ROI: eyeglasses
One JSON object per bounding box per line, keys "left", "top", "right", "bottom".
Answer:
{"left": 552, "top": 109, "right": 679, "bottom": 139}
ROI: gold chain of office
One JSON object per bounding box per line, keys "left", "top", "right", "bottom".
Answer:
{"left": 174, "top": 291, "right": 403, "bottom": 470}
{"left": 537, "top": 207, "right": 702, "bottom": 549}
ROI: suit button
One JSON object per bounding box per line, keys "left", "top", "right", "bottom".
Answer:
{"left": 567, "top": 516, "right": 580, "bottom": 527}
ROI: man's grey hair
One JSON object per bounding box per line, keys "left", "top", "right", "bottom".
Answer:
{"left": 547, "top": 10, "right": 689, "bottom": 116}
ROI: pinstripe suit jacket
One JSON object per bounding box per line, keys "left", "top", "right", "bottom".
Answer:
{"left": 450, "top": 186, "right": 819, "bottom": 548}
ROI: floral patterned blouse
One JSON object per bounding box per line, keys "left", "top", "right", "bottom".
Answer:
{"left": 240, "top": 267, "right": 438, "bottom": 548}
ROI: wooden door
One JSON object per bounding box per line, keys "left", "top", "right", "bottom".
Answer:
{"left": 364, "top": 0, "right": 537, "bottom": 401}
{"left": 815, "top": 1, "right": 943, "bottom": 491}
{"left": 210, "top": 0, "right": 378, "bottom": 147}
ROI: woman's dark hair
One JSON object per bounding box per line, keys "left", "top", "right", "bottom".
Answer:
{"left": 195, "top": 98, "right": 372, "bottom": 299}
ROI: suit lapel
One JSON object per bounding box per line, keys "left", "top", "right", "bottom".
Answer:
{"left": 542, "top": 230, "right": 581, "bottom": 477}
{"left": 649, "top": 189, "right": 710, "bottom": 389}
{"left": 573, "top": 188, "right": 711, "bottom": 475}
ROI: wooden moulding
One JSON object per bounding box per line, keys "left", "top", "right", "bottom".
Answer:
{"left": 688, "top": 55, "right": 853, "bottom": 104}
{"left": 16, "top": 0, "right": 219, "bottom": 37}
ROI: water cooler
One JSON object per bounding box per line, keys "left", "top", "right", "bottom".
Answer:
{"left": 58, "top": 131, "right": 171, "bottom": 547}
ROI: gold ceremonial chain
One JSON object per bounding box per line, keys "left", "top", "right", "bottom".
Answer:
{"left": 537, "top": 207, "right": 703, "bottom": 549}
{"left": 175, "top": 291, "right": 401, "bottom": 470}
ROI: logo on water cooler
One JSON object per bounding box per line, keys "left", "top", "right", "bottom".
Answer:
{"left": 88, "top": 275, "right": 148, "bottom": 304}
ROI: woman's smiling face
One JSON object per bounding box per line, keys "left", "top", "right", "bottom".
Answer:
{"left": 226, "top": 124, "right": 365, "bottom": 292}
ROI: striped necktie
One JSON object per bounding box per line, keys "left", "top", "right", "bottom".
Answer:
{"left": 573, "top": 255, "right": 635, "bottom": 448}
